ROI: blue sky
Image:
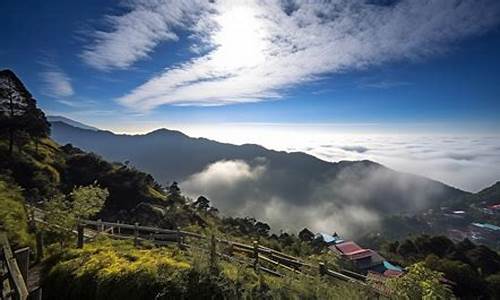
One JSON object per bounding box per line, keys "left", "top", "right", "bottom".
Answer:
{"left": 1, "top": 0, "right": 500, "bottom": 134}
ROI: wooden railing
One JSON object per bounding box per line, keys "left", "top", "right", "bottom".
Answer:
{"left": 0, "top": 232, "right": 28, "bottom": 300}
{"left": 75, "top": 218, "right": 369, "bottom": 285}
{"left": 27, "top": 205, "right": 385, "bottom": 295}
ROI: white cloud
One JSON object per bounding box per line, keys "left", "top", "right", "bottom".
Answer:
{"left": 80, "top": 0, "right": 208, "bottom": 70}
{"left": 40, "top": 69, "right": 74, "bottom": 98}
{"left": 97, "top": 0, "right": 500, "bottom": 109}
{"left": 180, "top": 159, "right": 385, "bottom": 236}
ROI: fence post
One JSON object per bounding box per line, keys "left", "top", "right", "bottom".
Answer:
{"left": 228, "top": 242, "right": 233, "bottom": 256}
{"left": 30, "top": 287, "right": 43, "bottom": 300}
{"left": 77, "top": 223, "right": 84, "bottom": 249}
{"left": 35, "top": 230, "right": 44, "bottom": 261}
{"left": 253, "top": 240, "right": 259, "bottom": 272}
{"left": 319, "top": 262, "right": 326, "bottom": 276}
{"left": 176, "top": 227, "right": 182, "bottom": 248}
{"left": 117, "top": 220, "right": 121, "bottom": 234}
{"left": 97, "top": 219, "right": 102, "bottom": 232}
{"left": 134, "top": 223, "right": 139, "bottom": 247}
{"left": 14, "top": 247, "right": 30, "bottom": 283}
{"left": 210, "top": 234, "right": 217, "bottom": 273}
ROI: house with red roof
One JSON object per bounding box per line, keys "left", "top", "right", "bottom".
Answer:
{"left": 330, "top": 241, "right": 384, "bottom": 270}
{"left": 329, "top": 240, "right": 402, "bottom": 277}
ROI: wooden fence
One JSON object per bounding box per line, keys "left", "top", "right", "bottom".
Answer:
{"left": 76, "top": 219, "right": 369, "bottom": 285}
{"left": 27, "top": 204, "right": 387, "bottom": 296}
{"left": 0, "top": 232, "right": 28, "bottom": 300}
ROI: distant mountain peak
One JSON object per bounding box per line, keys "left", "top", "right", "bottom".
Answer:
{"left": 48, "top": 115, "right": 100, "bottom": 131}
{"left": 145, "top": 128, "right": 188, "bottom": 138}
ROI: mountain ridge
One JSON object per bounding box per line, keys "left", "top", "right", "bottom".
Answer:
{"left": 50, "top": 119, "right": 468, "bottom": 236}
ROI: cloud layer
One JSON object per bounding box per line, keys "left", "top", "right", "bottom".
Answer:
{"left": 82, "top": 0, "right": 500, "bottom": 109}
{"left": 178, "top": 124, "right": 500, "bottom": 192}
{"left": 180, "top": 130, "right": 500, "bottom": 236}
{"left": 181, "top": 157, "right": 451, "bottom": 237}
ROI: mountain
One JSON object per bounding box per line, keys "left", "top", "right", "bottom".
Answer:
{"left": 50, "top": 120, "right": 468, "bottom": 236}
{"left": 47, "top": 115, "right": 99, "bottom": 131}
{"left": 474, "top": 181, "right": 500, "bottom": 205}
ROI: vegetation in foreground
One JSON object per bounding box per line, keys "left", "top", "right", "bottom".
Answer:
{"left": 375, "top": 234, "right": 500, "bottom": 299}
{"left": 41, "top": 238, "right": 373, "bottom": 300}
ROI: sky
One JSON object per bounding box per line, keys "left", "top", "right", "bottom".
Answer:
{"left": 2, "top": 0, "right": 500, "bottom": 191}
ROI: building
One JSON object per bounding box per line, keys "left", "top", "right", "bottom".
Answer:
{"left": 469, "top": 223, "right": 500, "bottom": 241}
{"left": 329, "top": 239, "right": 403, "bottom": 277}
{"left": 315, "top": 232, "right": 344, "bottom": 245}
{"left": 330, "top": 241, "right": 384, "bottom": 271}
{"left": 489, "top": 204, "right": 500, "bottom": 212}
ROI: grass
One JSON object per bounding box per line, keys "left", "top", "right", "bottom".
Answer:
{"left": 42, "top": 237, "right": 377, "bottom": 300}
{"left": 0, "top": 178, "right": 33, "bottom": 248}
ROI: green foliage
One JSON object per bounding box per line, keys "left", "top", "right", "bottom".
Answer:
{"left": 44, "top": 184, "right": 108, "bottom": 245}
{"left": 71, "top": 184, "right": 109, "bottom": 219}
{"left": 485, "top": 273, "right": 500, "bottom": 299}
{"left": 425, "top": 255, "right": 485, "bottom": 298}
{"left": 385, "top": 262, "right": 453, "bottom": 299}
{"left": 0, "top": 138, "right": 61, "bottom": 200}
{"left": 382, "top": 235, "right": 500, "bottom": 299}
{"left": 0, "top": 70, "right": 50, "bottom": 156}
{"left": 44, "top": 194, "right": 76, "bottom": 246}
{"left": 0, "top": 177, "right": 33, "bottom": 248}
{"left": 62, "top": 149, "right": 166, "bottom": 215}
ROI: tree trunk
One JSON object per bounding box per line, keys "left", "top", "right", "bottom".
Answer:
{"left": 8, "top": 93, "right": 15, "bottom": 156}
{"left": 8, "top": 128, "right": 14, "bottom": 156}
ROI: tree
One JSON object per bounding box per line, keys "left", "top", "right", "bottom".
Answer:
{"left": 44, "top": 194, "right": 75, "bottom": 247}
{"left": 21, "top": 100, "right": 50, "bottom": 151}
{"left": 397, "top": 239, "right": 418, "bottom": 257}
{"left": 207, "top": 206, "right": 219, "bottom": 216}
{"left": 486, "top": 273, "right": 500, "bottom": 299}
{"left": 71, "top": 184, "right": 109, "bottom": 219}
{"left": 425, "top": 255, "right": 484, "bottom": 298}
{"left": 44, "top": 184, "right": 108, "bottom": 247}
{"left": 298, "top": 228, "right": 314, "bottom": 242}
{"left": 385, "top": 262, "right": 453, "bottom": 299}
{"left": 168, "top": 182, "right": 181, "bottom": 201}
{"left": 255, "top": 221, "right": 271, "bottom": 236}
{"left": 194, "top": 196, "right": 210, "bottom": 211}
{"left": 0, "top": 70, "right": 49, "bottom": 155}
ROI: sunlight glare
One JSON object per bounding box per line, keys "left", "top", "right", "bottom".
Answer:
{"left": 211, "top": 4, "right": 268, "bottom": 71}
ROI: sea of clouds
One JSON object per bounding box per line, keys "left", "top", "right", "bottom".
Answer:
{"left": 181, "top": 125, "right": 500, "bottom": 193}
{"left": 177, "top": 125, "right": 500, "bottom": 237}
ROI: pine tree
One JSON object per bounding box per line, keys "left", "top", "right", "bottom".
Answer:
{"left": 0, "top": 70, "right": 50, "bottom": 155}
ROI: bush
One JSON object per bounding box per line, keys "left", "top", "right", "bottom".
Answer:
{"left": 385, "top": 262, "right": 453, "bottom": 299}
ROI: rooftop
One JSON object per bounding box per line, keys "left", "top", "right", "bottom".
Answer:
{"left": 471, "top": 223, "right": 500, "bottom": 231}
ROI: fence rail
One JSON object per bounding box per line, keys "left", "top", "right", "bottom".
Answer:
{"left": 74, "top": 218, "right": 371, "bottom": 283}
{"left": 0, "top": 232, "right": 29, "bottom": 300}
{"left": 27, "top": 205, "right": 384, "bottom": 296}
